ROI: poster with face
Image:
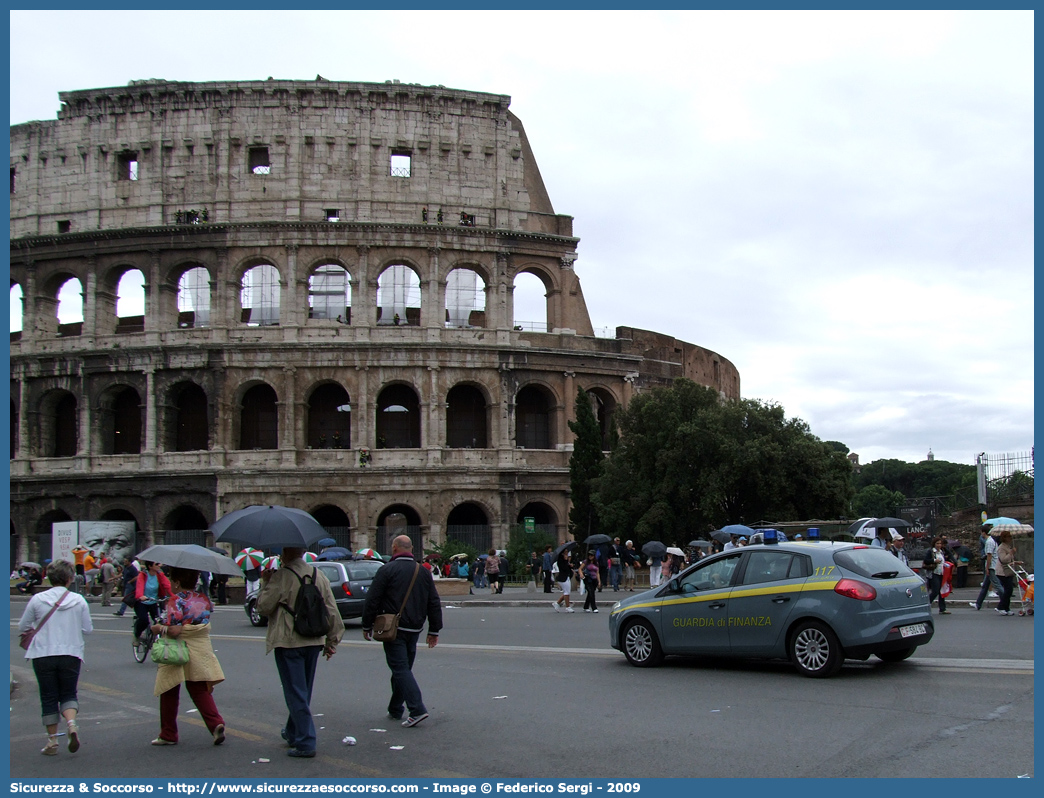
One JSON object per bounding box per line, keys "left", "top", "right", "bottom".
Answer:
{"left": 79, "top": 521, "right": 136, "bottom": 564}
{"left": 52, "top": 522, "right": 78, "bottom": 563}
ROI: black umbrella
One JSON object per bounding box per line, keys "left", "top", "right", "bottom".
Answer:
{"left": 711, "top": 530, "right": 733, "bottom": 544}
{"left": 687, "top": 540, "right": 713, "bottom": 550}
{"left": 135, "top": 544, "right": 243, "bottom": 577}
{"left": 212, "top": 505, "right": 328, "bottom": 549}
{"left": 863, "top": 517, "right": 911, "bottom": 529}
{"left": 584, "top": 533, "right": 611, "bottom": 545}
{"left": 553, "top": 541, "right": 577, "bottom": 560}
{"left": 641, "top": 541, "right": 667, "bottom": 558}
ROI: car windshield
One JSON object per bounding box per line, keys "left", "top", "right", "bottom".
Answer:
{"left": 345, "top": 561, "right": 383, "bottom": 580}
{"left": 833, "top": 548, "right": 917, "bottom": 579}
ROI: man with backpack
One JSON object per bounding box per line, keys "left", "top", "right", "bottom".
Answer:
{"left": 257, "top": 546, "right": 344, "bottom": 758}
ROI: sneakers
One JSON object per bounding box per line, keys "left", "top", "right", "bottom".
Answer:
{"left": 969, "top": 602, "right": 980, "bottom": 610}
{"left": 402, "top": 713, "right": 429, "bottom": 728}
{"left": 939, "top": 610, "right": 951, "bottom": 615}
{"left": 583, "top": 608, "right": 591, "bottom": 612}
{"left": 592, "top": 608, "right": 599, "bottom": 613}
{"left": 988, "top": 591, "right": 999, "bottom": 598}
{"left": 996, "top": 609, "right": 1015, "bottom": 616}
{"left": 41, "top": 736, "right": 58, "bottom": 756}
{"left": 150, "top": 738, "right": 176, "bottom": 746}
{"left": 552, "top": 602, "right": 561, "bottom": 612}
{"left": 564, "top": 607, "right": 574, "bottom": 612}
{"left": 287, "top": 748, "right": 316, "bottom": 758}
{"left": 66, "top": 720, "right": 79, "bottom": 753}
{"left": 212, "top": 723, "right": 225, "bottom": 746}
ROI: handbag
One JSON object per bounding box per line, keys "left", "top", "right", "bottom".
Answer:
{"left": 372, "top": 563, "right": 421, "bottom": 642}
{"left": 151, "top": 635, "right": 191, "bottom": 666}
{"left": 20, "top": 590, "right": 69, "bottom": 650}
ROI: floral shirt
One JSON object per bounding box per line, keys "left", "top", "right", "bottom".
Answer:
{"left": 164, "top": 590, "right": 213, "bottom": 626}
{"left": 582, "top": 561, "right": 599, "bottom": 582}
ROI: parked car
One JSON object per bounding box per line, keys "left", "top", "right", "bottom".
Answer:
{"left": 243, "top": 558, "right": 384, "bottom": 627}
{"left": 608, "top": 540, "right": 933, "bottom": 677}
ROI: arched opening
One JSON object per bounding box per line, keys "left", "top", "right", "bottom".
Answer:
{"left": 376, "top": 264, "right": 421, "bottom": 326}
{"left": 586, "top": 388, "right": 618, "bottom": 451}
{"left": 240, "top": 263, "right": 280, "bottom": 326}
{"left": 310, "top": 505, "right": 352, "bottom": 551}
{"left": 170, "top": 382, "right": 209, "bottom": 452}
{"left": 445, "top": 268, "right": 487, "bottom": 328}
{"left": 36, "top": 509, "right": 72, "bottom": 565}
{"left": 446, "top": 384, "right": 488, "bottom": 448}
{"left": 10, "top": 282, "right": 22, "bottom": 339}
{"left": 516, "top": 502, "right": 559, "bottom": 539}
{"left": 239, "top": 384, "right": 279, "bottom": 449}
{"left": 40, "top": 390, "right": 78, "bottom": 457}
{"left": 177, "top": 266, "right": 211, "bottom": 328}
{"left": 56, "top": 277, "right": 84, "bottom": 337}
{"left": 98, "top": 509, "right": 144, "bottom": 556}
{"left": 163, "top": 506, "right": 209, "bottom": 547}
{"left": 515, "top": 385, "right": 554, "bottom": 449}
{"left": 115, "top": 269, "right": 146, "bottom": 334}
{"left": 307, "top": 384, "right": 351, "bottom": 449}
{"left": 446, "top": 502, "right": 492, "bottom": 552}
{"left": 512, "top": 271, "right": 548, "bottom": 332}
{"left": 309, "top": 264, "right": 352, "bottom": 323}
{"left": 376, "top": 504, "right": 422, "bottom": 557}
{"left": 376, "top": 384, "right": 420, "bottom": 449}
{"left": 101, "top": 386, "right": 143, "bottom": 455}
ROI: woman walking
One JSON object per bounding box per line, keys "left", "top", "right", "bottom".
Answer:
{"left": 581, "top": 551, "right": 600, "bottom": 612}
{"left": 922, "top": 537, "right": 950, "bottom": 614}
{"left": 485, "top": 549, "right": 500, "bottom": 595}
{"left": 17, "top": 559, "right": 92, "bottom": 756}
{"left": 994, "top": 530, "right": 1021, "bottom": 616}
{"left": 149, "top": 567, "right": 226, "bottom": 746}
{"left": 551, "top": 550, "right": 574, "bottom": 612}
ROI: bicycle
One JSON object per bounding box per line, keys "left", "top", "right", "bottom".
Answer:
{"left": 133, "top": 623, "right": 156, "bottom": 663}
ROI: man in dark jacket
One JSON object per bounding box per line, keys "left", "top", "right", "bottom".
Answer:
{"left": 362, "top": 535, "right": 442, "bottom": 727}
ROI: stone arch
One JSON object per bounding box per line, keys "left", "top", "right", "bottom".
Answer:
{"left": 446, "top": 382, "right": 489, "bottom": 449}
{"left": 584, "top": 385, "right": 620, "bottom": 451}
{"left": 38, "top": 388, "right": 78, "bottom": 457}
{"left": 376, "top": 503, "right": 423, "bottom": 556}
{"left": 511, "top": 264, "right": 556, "bottom": 332}
{"left": 376, "top": 261, "right": 422, "bottom": 326}
{"left": 167, "top": 381, "right": 209, "bottom": 452}
{"left": 238, "top": 382, "right": 279, "bottom": 449}
{"left": 444, "top": 265, "right": 489, "bottom": 328}
{"left": 10, "top": 281, "right": 23, "bottom": 338}
{"left": 375, "top": 383, "right": 421, "bottom": 449}
{"left": 237, "top": 259, "right": 283, "bottom": 327}
{"left": 114, "top": 266, "right": 146, "bottom": 334}
{"left": 516, "top": 501, "right": 560, "bottom": 538}
{"left": 515, "top": 383, "right": 558, "bottom": 449}
{"left": 306, "top": 381, "right": 352, "bottom": 449}
{"left": 162, "top": 505, "right": 210, "bottom": 547}
{"left": 171, "top": 262, "right": 212, "bottom": 329}
{"left": 97, "top": 508, "right": 145, "bottom": 555}
{"left": 96, "top": 383, "right": 143, "bottom": 455}
{"left": 445, "top": 501, "right": 493, "bottom": 553}
{"left": 307, "top": 261, "right": 353, "bottom": 323}
{"left": 41, "top": 272, "right": 84, "bottom": 338}
{"left": 35, "top": 508, "right": 73, "bottom": 565}
{"left": 309, "top": 504, "right": 352, "bottom": 550}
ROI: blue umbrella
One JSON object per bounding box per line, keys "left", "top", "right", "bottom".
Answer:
{"left": 318, "top": 537, "right": 338, "bottom": 547}
{"left": 317, "top": 547, "right": 351, "bottom": 560}
{"left": 720, "top": 524, "right": 756, "bottom": 536}
{"left": 984, "top": 517, "right": 1021, "bottom": 527}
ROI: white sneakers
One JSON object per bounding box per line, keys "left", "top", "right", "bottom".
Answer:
{"left": 565, "top": 607, "right": 574, "bottom": 612}
{"left": 552, "top": 602, "right": 574, "bottom": 613}
{"left": 995, "top": 608, "right": 1015, "bottom": 616}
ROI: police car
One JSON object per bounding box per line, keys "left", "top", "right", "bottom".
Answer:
{"left": 609, "top": 531, "right": 933, "bottom": 677}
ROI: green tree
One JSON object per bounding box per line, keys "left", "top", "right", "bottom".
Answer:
{"left": 851, "top": 484, "right": 906, "bottom": 518}
{"left": 568, "top": 387, "right": 604, "bottom": 540}
{"left": 505, "top": 526, "right": 557, "bottom": 579}
{"left": 593, "top": 379, "right": 852, "bottom": 548}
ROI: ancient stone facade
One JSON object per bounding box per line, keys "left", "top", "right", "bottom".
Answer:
{"left": 9, "top": 79, "right": 740, "bottom": 563}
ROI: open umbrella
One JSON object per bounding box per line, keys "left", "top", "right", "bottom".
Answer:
{"left": 641, "top": 541, "right": 667, "bottom": 558}
{"left": 135, "top": 544, "right": 243, "bottom": 577}
{"left": 988, "top": 523, "right": 1033, "bottom": 537}
{"left": 212, "top": 505, "right": 328, "bottom": 549}
{"left": 847, "top": 518, "right": 876, "bottom": 538}
{"left": 317, "top": 547, "right": 351, "bottom": 561}
{"left": 687, "top": 540, "right": 713, "bottom": 550}
{"left": 984, "top": 517, "right": 1021, "bottom": 527}
{"left": 317, "top": 537, "right": 338, "bottom": 548}
{"left": 19, "top": 561, "right": 41, "bottom": 570}
{"left": 355, "top": 547, "right": 380, "bottom": 560}
{"left": 450, "top": 553, "right": 469, "bottom": 560}
{"left": 666, "top": 546, "right": 685, "bottom": 557}
{"left": 302, "top": 551, "right": 318, "bottom": 563}
{"left": 584, "top": 533, "right": 612, "bottom": 545}
{"left": 234, "top": 547, "right": 264, "bottom": 570}
{"left": 553, "top": 541, "right": 577, "bottom": 560}
{"left": 261, "top": 555, "right": 281, "bottom": 571}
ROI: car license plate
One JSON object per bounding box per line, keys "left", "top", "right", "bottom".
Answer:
{"left": 900, "top": 623, "right": 926, "bottom": 638}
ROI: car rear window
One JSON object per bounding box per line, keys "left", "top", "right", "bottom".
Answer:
{"left": 833, "top": 548, "right": 917, "bottom": 579}
{"left": 345, "top": 561, "right": 383, "bottom": 580}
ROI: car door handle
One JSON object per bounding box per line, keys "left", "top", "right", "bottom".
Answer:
{"left": 771, "top": 596, "right": 790, "bottom": 604}
{"left": 709, "top": 602, "right": 727, "bottom": 610}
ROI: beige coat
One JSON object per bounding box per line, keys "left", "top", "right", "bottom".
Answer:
{"left": 995, "top": 542, "right": 1016, "bottom": 578}
{"left": 256, "top": 559, "right": 344, "bottom": 655}
{"left": 153, "top": 623, "right": 225, "bottom": 696}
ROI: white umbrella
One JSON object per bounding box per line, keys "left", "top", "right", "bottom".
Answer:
{"left": 666, "top": 546, "right": 685, "bottom": 556}
{"left": 988, "top": 523, "right": 1033, "bottom": 537}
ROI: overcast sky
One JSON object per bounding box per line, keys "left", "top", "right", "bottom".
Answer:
{"left": 9, "top": 9, "right": 1034, "bottom": 467}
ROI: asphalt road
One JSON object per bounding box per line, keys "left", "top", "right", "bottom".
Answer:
{"left": 9, "top": 598, "right": 1034, "bottom": 779}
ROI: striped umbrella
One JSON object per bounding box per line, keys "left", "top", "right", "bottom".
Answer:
{"left": 261, "top": 555, "right": 281, "bottom": 571}
{"left": 235, "top": 547, "right": 264, "bottom": 570}
{"left": 988, "top": 523, "right": 1033, "bottom": 537}
{"left": 355, "top": 548, "right": 380, "bottom": 560}
{"left": 302, "top": 551, "right": 318, "bottom": 563}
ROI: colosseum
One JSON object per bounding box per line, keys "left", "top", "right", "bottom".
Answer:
{"left": 9, "top": 78, "right": 740, "bottom": 564}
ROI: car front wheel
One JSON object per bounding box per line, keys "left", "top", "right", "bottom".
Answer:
{"left": 876, "top": 646, "right": 916, "bottom": 663}
{"left": 789, "top": 620, "right": 842, "bottom": 677}
{"left": 248, "top": 599, "right": 268, "bottom": 627}
{"left": 622, "top": 619, "right": 664, "bottom": 667}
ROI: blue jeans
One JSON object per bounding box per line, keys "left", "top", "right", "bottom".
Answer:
{"left": 32, "top": 655, "right": 81, "bottom": 726}
{"left": 927, "top": 573, "right": 946, "bottom": 612}
{"left": 974, "top": 570, "right": 999, "bottom": 609}
{"left": 608, "top": 564, "right": 621, "bottom": 591}
{"left": 134, "top": 601, "right": 159, "bottom": 638}
{"left": 274, "top": 646, "right": 322, "bottom": 752}
{"left": 382, "top": 631, "right": 426, "bottom": 719}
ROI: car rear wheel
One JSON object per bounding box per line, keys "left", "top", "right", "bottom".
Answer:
{"left": 789, "top": 620, "right": 843, "bottom": 677}
{"left": 622, "top": 619, "right": 664, "bottom": 667}
{"left": 876, "top": 646, "right": 916, "bottom": 663}
{"left": 248, "top": 599, "right": 268, "bottom": 627}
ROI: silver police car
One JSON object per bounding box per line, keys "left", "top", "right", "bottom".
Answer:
{"left": 609, "top": 538, "right": 933, "bottom": 677}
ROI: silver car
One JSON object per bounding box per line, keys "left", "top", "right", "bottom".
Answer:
{"left": 609, "top": 540, "right": 933, "bottom": 677}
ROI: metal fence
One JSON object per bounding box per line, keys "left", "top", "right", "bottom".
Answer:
{"left": 978, "top": 449, "right": 1034, "bottom": 506}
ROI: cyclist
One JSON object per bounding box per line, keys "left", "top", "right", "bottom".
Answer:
{"left": 133, "top": 561, "right": 171, "bottom": 642}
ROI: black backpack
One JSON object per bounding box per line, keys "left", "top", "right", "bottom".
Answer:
{"left": 280, "top": 567, "right": 330, "bottom": 638}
